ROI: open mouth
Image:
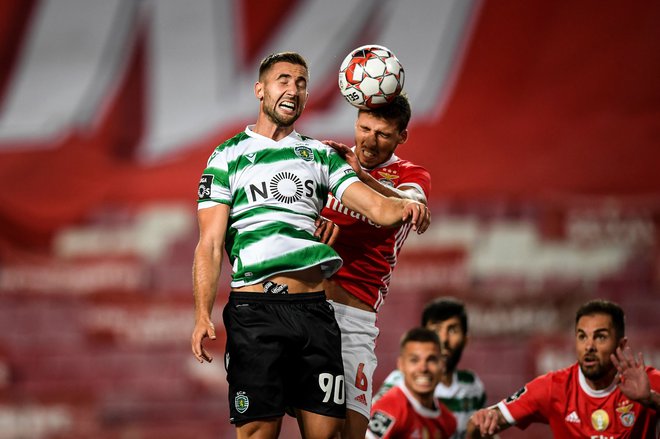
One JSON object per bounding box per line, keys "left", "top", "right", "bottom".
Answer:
{"left": 361, "top": 149, "right": 377, "bottom": 159}
{"left": 413, "top": 375, "right": 434, "bottom": 387}
{"left": 279, "top": 101, "right": 295, "bottom": 112}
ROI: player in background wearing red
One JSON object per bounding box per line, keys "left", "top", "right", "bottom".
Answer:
{"left": 367, "top": 327, "right": 457, "bottom": 438}
{"left": 321, "top": 93, "right": 432, "bottom": 438}
{"left": 466, "top": 299, "right": 660, "bottom": 439}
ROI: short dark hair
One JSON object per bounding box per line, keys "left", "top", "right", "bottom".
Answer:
{"left": 358, "top": 92, "right": 411, "bottom": 132}
{"left": 400, "top": 327, "right": 441, "bottom": 351}
{"left": 259, "top": 52, "right": 309, "bottom": 81}
{"left": 575, "top": 299, "right": 625, "bottom": 340}
{"left": 421, "top": 296, "right": 468, "bottom": 333}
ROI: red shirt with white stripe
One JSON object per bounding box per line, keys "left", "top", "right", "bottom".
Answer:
{"left": 497, "top": 362, "right": 660, "bottom": 438}
{"left": 367, "top": 383, "right": 457, "bottom": 439}
{"left": 321, "top": 153, "right": 431, "bottom": 311}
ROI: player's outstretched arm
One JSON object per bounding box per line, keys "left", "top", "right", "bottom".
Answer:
{"left": 340, "top": 181, "right": 430, "bottom": 233}
{"left": 611, "top": 346, "right": 660, "bottom": 410}
{"left": 466, "top": 407, "right": 508, "bottom": 438}
{"left": 324, "top": 139, "right": 427, "bottom": 203}
{"left": 191, "top": 204, "right": 229, "bottom": 363}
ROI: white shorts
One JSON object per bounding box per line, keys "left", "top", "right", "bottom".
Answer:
{"left": 330, "top": 301, "right": 379, "bottom": 419}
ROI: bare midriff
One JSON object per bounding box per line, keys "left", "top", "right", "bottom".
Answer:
{"left": 233, "top": 266, "right": 325, "bottom": 294}
{"left": 324, "top": 279, "right": 374, "bottom": 312}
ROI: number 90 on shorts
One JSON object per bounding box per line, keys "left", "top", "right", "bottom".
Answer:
{"left": 319, "top": 373, "right": 345, "bottom": 404}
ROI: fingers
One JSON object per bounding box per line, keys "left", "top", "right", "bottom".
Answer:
{"left": 327, "top": 223, "right": 340, "bottom": 246}
{"left": 322, "top": 140, "right": 349, "bottom": 154}
{"left": 314, "top": 217, "right": 340, "bottom": 245}
{"left": 637, "top": 351, "right": 645, "bottom": 368}
{"left": 407, "top": 202, "right": 431, "bottom": 234}
{"left": 191, "top": 324, "right": 216, "bottom": 363}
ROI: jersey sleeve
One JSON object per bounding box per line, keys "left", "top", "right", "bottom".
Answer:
{"left": 395, "top": 162, "right": 431, "bottom": 200}
{"left": 325, "top": 147, "right": 359, "bottom": 200}
{"left": 438, "top": 401, "right": 458, "bottom": 437}
{"left": 648, "top": 366, "right": 660, "bottom": 392}
{"left": 367, "top": 392, "right": 405, "bottom": 439}
{"left": 497, "top": 372, "right": 553, "bottom": 429}
{"left": 197, "top": 147, "right": 232, "bottom": 209}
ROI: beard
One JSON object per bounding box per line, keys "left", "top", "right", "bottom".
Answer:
{"left": 443, "top": 344, "right": 464, "bottom": 373}
{"left": 579, "top": 358, "right": 608, "bottom": 381}
{"left": 263, "top": 96, "right": 299, "bottom": 127}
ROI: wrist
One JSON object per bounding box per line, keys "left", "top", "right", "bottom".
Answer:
{"left": 640, "top": 389, "right": 658, "bottom": 407}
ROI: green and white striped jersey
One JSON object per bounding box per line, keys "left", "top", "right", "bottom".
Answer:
{"left": 374, "top": 368, "right": 487, "bottom": 439}
{"left": 197, "top": 126, "right": 359, "bottom": 288}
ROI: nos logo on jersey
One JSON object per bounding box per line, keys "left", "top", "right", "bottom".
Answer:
{"left": 248, "top": 172, "right": 314, "bottom": 204}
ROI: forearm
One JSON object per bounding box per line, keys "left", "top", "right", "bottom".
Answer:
{"left": 192, "top": 244, "right": 223, "bottom": 321}
{"left": 359, "top": 194, "right": 410, "bottom": 227}
{"left": 358, "top": 171, "right": 426, "bottom": 203}
{"left": 341, "top": 182, "right": 413, "bottom": 227}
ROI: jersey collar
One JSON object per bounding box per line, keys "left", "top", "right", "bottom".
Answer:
{"left": 397, "top": 381, "right": 442, "bottom": 417}
{"left": 577, "top": 364, "right": 618, "bottom": 398}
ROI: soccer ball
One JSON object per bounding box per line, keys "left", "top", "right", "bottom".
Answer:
{"left": 338, "top": 45, "right": 405, "bottom": 109}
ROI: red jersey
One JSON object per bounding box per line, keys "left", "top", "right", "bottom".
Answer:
{"left": 498, "top": 363, "right": 660, "bottom": 438}
{"left": 321, "top": 152, "right": 431, "bottom": 311}
{"left": 367, "top": 383, "right": 457, "bottom": 439}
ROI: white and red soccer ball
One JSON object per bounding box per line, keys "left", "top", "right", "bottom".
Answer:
{"left": 338, "top": 45, "right": 405, "bottom": 109}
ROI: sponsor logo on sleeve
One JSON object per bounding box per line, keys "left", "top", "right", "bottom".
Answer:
{"left": 198, "top": 174, "right": 213, "bottom": 199}
{"left": 505, "top": 386, "right": 528, "bottom": 404}
{"left": 368, "top": 410, "right": 395, "bottom": 438}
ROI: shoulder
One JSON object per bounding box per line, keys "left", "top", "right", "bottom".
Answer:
{"left": 374, "top": 385, "right": 405, "bottom": 406}
{"left": 383, "top": 369, "right": 404, "bottom": 384}
{"left": 295, "top": 133, "right": 325, "bottom": 149}
{"left": 218, "top": 131, "right": 250, "bottom": 151}
{"left": 394, "top": 157, "right": 429, "bottom": 173}
{"left": 456, "top": 369, "right": 480, "bottom": 384}
{"left": 373, "top": 386, "right": 408, "bottom": 415}
{"left": 206, "top": 131, "right": 250, "bottom": 164}
{"left": 436, "top": 400, "right": 458, "bottom": 432}
{"left": 456, "top": 369, "right": 486, "bottom": 391}
{"left": 646, "top": 366, "right": 660, "bottom": 382}
{"left": 370, "top": 388, "right": 407, "bottom": 433}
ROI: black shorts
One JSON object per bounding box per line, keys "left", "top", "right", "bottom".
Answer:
{"left": 222, "top": 291, "right": 346, "bottom": 424}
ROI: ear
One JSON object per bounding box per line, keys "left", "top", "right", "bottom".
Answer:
{"left": 255, "top": 81, "right": 263, "bottom": 100}
{"left": 619, "top": 336, "right": 628, "bottom": 350}
{"left": 397, "top": 356, "right": 403, "bottom": 371}
{"left": 398, "top": 129, "right": 408, "bottom": 145}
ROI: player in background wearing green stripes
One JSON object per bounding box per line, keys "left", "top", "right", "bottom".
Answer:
{"left": 190, "top": 52, "right": 430, "bottom": 439}
{"left": 374, "top": 297, "right": 486, "bottom": 438}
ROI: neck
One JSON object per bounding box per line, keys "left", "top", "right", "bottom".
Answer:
{"left": 585, "top": 369, "right": 617, "bottom": 391}
{"left": 439, "top": 371, "right": 454, "bottom": 387}
{"left": 416, "top": 393, "right": 436, "bottom": 410}
{"left": 253, "top": 114, "right": 294, "bottom": 141}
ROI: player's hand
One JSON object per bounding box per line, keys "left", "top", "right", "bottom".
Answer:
{"left": 322, "top": 140, "right": 365, "bottom": 179}
{"left": 402, "top": 200, "right": 431, "bottom": 234}
{"left": 611, "top": 346, "right": 651, "bottom": 403}
{"left": 314, "top": 216, "right": 340, "bottom": 246}
{"left": 469, "top": 408, "right": 502, "bottom": 437}
{"left": 191, "top": 319, "right": 216, "bottom": 363}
